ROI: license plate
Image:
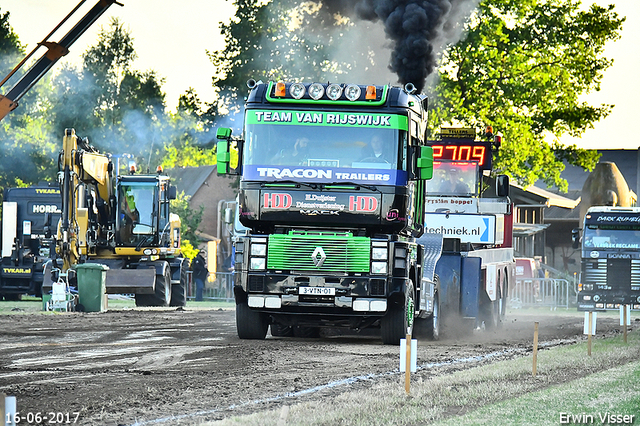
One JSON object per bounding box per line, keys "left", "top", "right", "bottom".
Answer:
{"left": 299, "top": 286, "right": 335, "bottom": 296}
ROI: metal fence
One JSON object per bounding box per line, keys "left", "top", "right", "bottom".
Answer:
{"left": 510, "top": 278, "right": 577, "bottom": 309}
{"left": 188, "top": 272, "right": 235, "bottom": 302}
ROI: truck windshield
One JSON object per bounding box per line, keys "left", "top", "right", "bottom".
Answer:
{"left": 584, "top": 226, "right": 640, "bottom": 249}
{"left": 242, "top": 111, "right": 408, "bottom": 186}
{"left": 426, "top": 161, "right": 478, "bottom": 196}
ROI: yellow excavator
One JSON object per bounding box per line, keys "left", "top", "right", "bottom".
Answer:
{"left": 48, "top": 128, "right": 188, "bottom": 307}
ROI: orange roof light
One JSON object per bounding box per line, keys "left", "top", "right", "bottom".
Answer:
{"left": 365, "top": 85, "right": 376, "bottom": 100}
{"left": 275, "top": 81, "right": 286, "bottom": 97}
{"left": 156, "top": 165, "right": 163, "bottom": 174}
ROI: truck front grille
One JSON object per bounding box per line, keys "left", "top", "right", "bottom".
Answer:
{"left": 583, "top": 259, "right": 640, "bottom": 289}
{"left": 267, "top": 231, "right": 370, "bottom": 273}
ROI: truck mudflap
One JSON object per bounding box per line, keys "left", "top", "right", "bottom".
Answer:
{"left": 105, "top": 268, "right": 156, "bottom": 294}
{"left": 416, "top": 233, "right": 443, "bottom": 313}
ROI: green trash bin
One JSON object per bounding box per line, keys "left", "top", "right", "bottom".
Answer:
{"left": 75, "top": 263, "right": 109, "bottom": 312}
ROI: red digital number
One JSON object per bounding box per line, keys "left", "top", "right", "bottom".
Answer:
{"left": 432, "top": 145, "right": 443, "bottom": 159}
{"left": 472, "top": 146, "right": 485, "bottom": 165}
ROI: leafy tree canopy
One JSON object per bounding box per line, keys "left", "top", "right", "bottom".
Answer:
{"left": 430, "top": 0, "right": 622, "bottom": 190}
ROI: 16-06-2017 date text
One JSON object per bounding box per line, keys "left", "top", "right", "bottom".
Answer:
{"left": 6, "top": 412, "right": 80, "bottom": 424}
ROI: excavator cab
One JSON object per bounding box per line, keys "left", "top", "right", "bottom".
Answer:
{"left": 115, "top": 176, "right": 177, "bottom": 249}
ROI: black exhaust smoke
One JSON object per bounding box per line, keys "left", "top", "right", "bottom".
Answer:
{"left": 320, "top": 0, "right": 474, "bottom": 93}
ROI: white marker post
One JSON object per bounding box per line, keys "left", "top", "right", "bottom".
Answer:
{"left": 3, "top": 394, "right": 17, "bottom": 426}
{"left": 532, "top": 321, "right": 539, "bottom": 377}
{"left": 584, "top": 311, "right": 597, "bottom": 356}
{"left": 620, "top": 304, "right": 631, "bottom": 344}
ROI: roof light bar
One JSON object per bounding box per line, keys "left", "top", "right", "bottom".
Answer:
{"left": 308, "top": 83, "right": 324, "bottom": 100}
{"left": 345, "top": 84, "right": 361, "bottom": 101}
{"left": 290, "top": 82, "right": 305, "bottom": 99}
{"left": 326, "top": 84, "right": 343, "bottom": 100}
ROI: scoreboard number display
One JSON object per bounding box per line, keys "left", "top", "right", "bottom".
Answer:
{"left": 428, "top": 128, "right": 493, "bottom": 171}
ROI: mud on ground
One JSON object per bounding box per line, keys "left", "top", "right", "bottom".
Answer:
{"left": 0, "top": 307, "right": 636, "bottom": 425}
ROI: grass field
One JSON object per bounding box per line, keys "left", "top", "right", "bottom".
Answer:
{"left": 210, "top": 327, "right": 640, "bottom": 426}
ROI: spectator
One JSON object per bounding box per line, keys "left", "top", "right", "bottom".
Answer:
{"left": 192, "top": 250, "right": 208, "bottom": 301}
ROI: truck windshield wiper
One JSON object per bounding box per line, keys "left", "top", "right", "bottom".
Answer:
{"left": 262, "top": 180, "right": 317, "bottom": 189}
{"left": 322, "top": 182, "right": 380, "bottom": 193}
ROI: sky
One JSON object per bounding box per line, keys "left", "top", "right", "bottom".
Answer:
{"left": 2, "top": 0, "right": 639, "bottom": 150}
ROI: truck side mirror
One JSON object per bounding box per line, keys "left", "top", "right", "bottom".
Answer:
{"left": 168, "top": 185, "right": 177, "bottom": 200}
{"left": 496, "top": 174, "right": 510, "bottom": 198}
{"left": 417, "top": 146, "right": 433, "bottom": 180}
{"left": 216, "top": 127, "right": 232, "bottom": 175}
{"left": 224, "top": 207, "right": 233, "bottom": 225}
{"left": 571, "top": 228, "right": 581, "bottom": 249}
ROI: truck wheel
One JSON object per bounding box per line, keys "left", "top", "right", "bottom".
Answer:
{"left": 381, "top": 281, "right": 414, "bottom": 345}
{"left": 170, "top": 260, "right": 188, "bottom": 307}
{"left": 271, "top": 323, "right": 294, "bottom": 337}
{"left": 236, "top": 300, "right": 268, "bottom": 339}
{"left": 482, "top": 292, "right": 501, "bottom": 331}
{"left": 425, "top": 292, "right": 441, "bottom": 341}
{"left": 136, "top": 267, "right": 171, "bottom": 307}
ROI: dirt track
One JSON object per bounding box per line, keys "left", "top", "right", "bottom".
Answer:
{"left": 0, "top": 307, "right": 635, "bottom": 426}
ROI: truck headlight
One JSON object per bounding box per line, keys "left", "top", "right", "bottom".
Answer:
{"left": 251, "top": 243, "right": 266, "bottom": 256}
{"left": 371, "top": 261, "right": 387, "bottom": 275}
{"left": 251, "top": 257, "right": 266, "bottom": 270}
{"left": 372, "top": 247, "right": 388, "bottom": 261}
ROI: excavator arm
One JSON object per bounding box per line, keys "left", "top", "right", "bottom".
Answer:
{"left": 0, "top": 0, "right": 123, "bottom": 121}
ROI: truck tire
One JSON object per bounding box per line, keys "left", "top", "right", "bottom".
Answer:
{"left": 424, "top": 291, "right": 441, "bottom": 341}
{"left": 170, "top": 259, "right": 189, "bottom": 307}
{"left": 236, "top": 300, "right": 268, "bottom": 339}
{"left": 135, "top": 267, "right": 171, "bottom": 307}
{"left": 481, "top": 291, "right": 501, "bottom": 331}
{"left": 381, "top": 281, "right": 414, "bottom": 345}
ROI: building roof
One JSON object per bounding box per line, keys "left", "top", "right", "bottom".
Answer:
{"left": 510, "top": 183, "right": 580, "bottom": 209}
{"left": 164, "top": 165, "right": 216, "bottom": 197}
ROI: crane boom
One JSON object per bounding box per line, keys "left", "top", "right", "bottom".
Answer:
{"left": 0, "top": 0, "right": 123, "bottom": 121}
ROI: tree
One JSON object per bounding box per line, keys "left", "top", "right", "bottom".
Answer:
{"left": 429, "top": 0, "right": 622, "bottom": 190}
{"left": 48, "top": 18, "right": 167, "bottom": 167}
{"left": 171, "top": 191, "right": 205, "bottom": 251}
{"left": 0, "top": 9, "right": 58, "bottom": 193}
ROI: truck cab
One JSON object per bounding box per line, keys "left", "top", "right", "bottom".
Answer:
{"left": 217, "top": 80, "right": 434, "bottom": 343}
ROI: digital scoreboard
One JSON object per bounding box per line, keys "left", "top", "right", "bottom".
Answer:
{"left": 428, "top": 128, "right": 493, "bottom": 171}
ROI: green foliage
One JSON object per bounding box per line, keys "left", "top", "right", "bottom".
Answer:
{"left": 179, "top": 239, "right": 198, "bottom": 261}
{"left": 47, "top": 18, "right": 167, "bottom": 169}
{"left": 170, "top": 191, "right": 204, "bottom": 248}
{"left": 429, "top": 0, "right": 623, "bottom": 190}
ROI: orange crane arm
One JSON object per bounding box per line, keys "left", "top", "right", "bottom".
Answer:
{"left": 0, "top": 0, "right": 123, "bottom": 121}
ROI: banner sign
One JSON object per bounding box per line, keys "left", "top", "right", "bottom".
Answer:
{"left": 261, "top": 191, "right": 381, "bottom": 216}
{"left": 424, "top": 197, "right": 478, "bottom": 213}
{"left": 247, "top": 110, "right": 408, "bottom": 130}
{"left": 424, "top": 213, "right": 496, "bottom": 244}
{"left": 244, "top": 165, "right": 408, "bottom": 186}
